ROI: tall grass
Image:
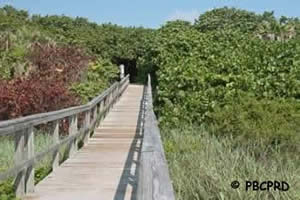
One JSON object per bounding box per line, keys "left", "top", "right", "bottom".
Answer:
{"left": 0, "top": 133, "right": 53, "bottom": 173}
{"left": 162, "top": 126, "right": 300, "bottom": 200}
{"left": 0, "top": 131, "right": 69, "bottom": 200}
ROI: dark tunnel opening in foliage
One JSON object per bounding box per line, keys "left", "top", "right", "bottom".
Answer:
{"left": 113, "top": 57, "right": 138, "bottom": 83}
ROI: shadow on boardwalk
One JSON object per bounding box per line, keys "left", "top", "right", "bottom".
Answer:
{"left": 113, "top": 85, "right": 146, "bottom": 200}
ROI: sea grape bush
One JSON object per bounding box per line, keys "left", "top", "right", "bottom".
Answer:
{"left": 147, "top": 22, "right": 300, "bottom": 126}
{"left": 137, "top": 10, "right": 300, "bottom": 150}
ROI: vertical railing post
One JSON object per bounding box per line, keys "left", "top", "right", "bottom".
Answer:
{"left": 99, "top": 100, "right": 104, "bottom": 123}
{"left": 96, "top": 104, "right": 101, "bottom": 127}
{"left": 109, "top": 90, "right": 113, "bottom": 108}
{"left": 52, "top": 120, "right": 60, "bottom": 171}
{"left": 68, "top": 115, "right": 78, "bottom": 158}
{"left": 117, "top": 83, "right": 120, "bottom": 100}
{"left": 25, "top": 126, "right": 34, "bottom": 193}
{"left": 83, "top": 110, "right": 91, "bottom": 146}
{"left": 103, "top": 96, "right": 108, "bottom": 117}
{"left": 93, "top": 105, "right": 98, "bottom": 123}
{"left": 14, "top": 130, "right": 25, "bottom": 197}
{"left": 119, "top": 64, "right": 125, "bottom": 80}
{"left": 14, "top": 126, "right": 35, "bottom": 197}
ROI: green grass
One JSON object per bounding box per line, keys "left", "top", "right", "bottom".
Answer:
{"left": 162, "top": 126, "right": 300, "bottom": 200}
{"left": 0, "top": 133, "right": 54, "bottom": 174}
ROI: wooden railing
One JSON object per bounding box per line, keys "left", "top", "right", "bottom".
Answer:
{"left": 137, "top": 74, "right": 175, "bottom": 200}
{"left": 0, "top": 75, "right": 130, "bottom": 198}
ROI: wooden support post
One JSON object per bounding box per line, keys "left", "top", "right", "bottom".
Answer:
{"left": 25, "top": 126, "right": 34, "bottom": 193}
{"left": 68, "top": 115, "right": 78, "bottom": 158}
{"left": 14, "top": 126, "right": 35, "bottom": 197}
{"left": 113, "top": 86, "right": 118, "bottom": 104}
{"left": 93, "top": 106, "right": 98, "bottom": 124}
{"left": 109, "top": 91, "right": 113, "bottom": 108}
{"left": 14, "top": 130, "right": 25, "bottom": 197}
{"left": 104, "top": 96, "right": 108, "bottom": 112}
{"left": 83, "top": 110, "right": 91, "bottom": 146}
{"left": 99, "top": 101, "right": 104, "bottom": 122}
{"left": 52, "top": 120, "right": 60, "bottom": 171}
{"left": 117, "top": 84, "right": 120, "bottom": 100}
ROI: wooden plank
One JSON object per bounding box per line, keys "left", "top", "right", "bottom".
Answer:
{"left": 0, "top": 75, "right": 130, "bottom": 198}
{"left": 22, "top": 84, "right": 144, "bottom": 200}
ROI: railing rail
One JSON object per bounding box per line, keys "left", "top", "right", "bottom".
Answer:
{"left": 0, "top": 75, "right": 130, "bottom": 197}
{"left": 137, "top": 74, "right": 175, "bottom": 200}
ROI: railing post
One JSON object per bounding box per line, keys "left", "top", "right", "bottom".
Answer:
{"left": 118, "top": 83, "right": 121, "bottom": 99}
{"left": 110, "top": 89, "right": 113, "bottom": 106}
{"left": 99, "top": 100, "right": 104, "bottom": 122}
{"left": 14, "top": 130, "right": 25, "bottom": 197}
{"left": 93, "top": 106, "right": 98, "bottom": 124}
{"left": 68, "top": 115, "right": 78, "bottom": 158}
{"left": 25, "top": 126, "right": 34, "bottom": 193}
{"left": 119, "top": 64, "right": 124, "bottom": 80}
{"left": 103, "top": 96, "right": 108, "bottom": 116}
{"left": 83, "top": 110, "right": 91, "bottom": 146}
{"left": 52, "top": 120, "right": 60, "bottom": 171}
{"left": 14, "top": 126, "right": 35, "bottom": 197}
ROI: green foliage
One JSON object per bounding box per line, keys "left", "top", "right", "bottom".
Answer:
{"left": 0, "top": 180, "right": 16, "bottom": 200}
{"left": 71, "top": 58, "right": 119, "bottom": 103}
{"left": 207, "top": 96, "right": 300, "bottom": 149}
{"left": 148, "top": 23, "right": 300, "bottom": 127}
{"left": 194, "top": 7, "right": 262, "bottom": 33}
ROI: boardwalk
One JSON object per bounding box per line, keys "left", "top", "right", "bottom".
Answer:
{"left": 24, "top": 85, "right": 144, "bottom": 200}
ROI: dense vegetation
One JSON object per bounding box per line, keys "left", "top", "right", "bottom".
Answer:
{"left": 0, "top": 5, "right": 152, "bottom": 120}
{"left": 1, "top": 5, "right": 300, "bottom": 200}
{"left": 0, "top": 5, "right": 150, "bottom": 199}
{"left": 140, "top": 7, "right": 300, "bottom": 200}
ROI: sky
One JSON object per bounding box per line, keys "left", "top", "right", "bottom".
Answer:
{"left": 0, "top": 0, "right": 300, "bottom": 28}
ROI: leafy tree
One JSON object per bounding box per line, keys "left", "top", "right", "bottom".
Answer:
{"left": 194, "top": 7, "right": 261, "bottom": 33}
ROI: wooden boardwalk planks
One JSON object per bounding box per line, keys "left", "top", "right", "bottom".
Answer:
{"left": 24, "top": 85, "right": 144, "bottom": 200}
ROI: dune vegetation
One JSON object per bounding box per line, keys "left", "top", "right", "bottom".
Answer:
{"left": 1, "top": 5, "right": 300, "bottom": 200}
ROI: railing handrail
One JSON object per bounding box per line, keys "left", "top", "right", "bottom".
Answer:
{"left": 0, "top": 74, "right": 130, "bottom": 198}
{"left": 137, "top": 74, "right": 175, "bottom": 200}
{"left": 0, "top": 75, "right": 129, "bottom": 136}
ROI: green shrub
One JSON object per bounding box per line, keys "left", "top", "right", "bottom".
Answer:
{"left": 148, "top": 23, "right": 300, "bottom": 127}
{"left": 206, "top": 96, "right": 300, "bottom": 150}
{"left": 71, "top": 58, "right": 119, "bottom": 103}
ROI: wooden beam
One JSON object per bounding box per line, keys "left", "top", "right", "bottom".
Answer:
{"left": 25, "top": 126, "right": 34, "bottom": 193}
{"left": 52, "top": 120, "right": 60, "bottom": 171}
{"left": 14, "top": 130, "right": 26, "bottom": 197}
{"left": 137, "top": 74, "right": 175, "bottom": 200}
{"left": 83, "top": 110, "right": 91, "bottom": 146}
